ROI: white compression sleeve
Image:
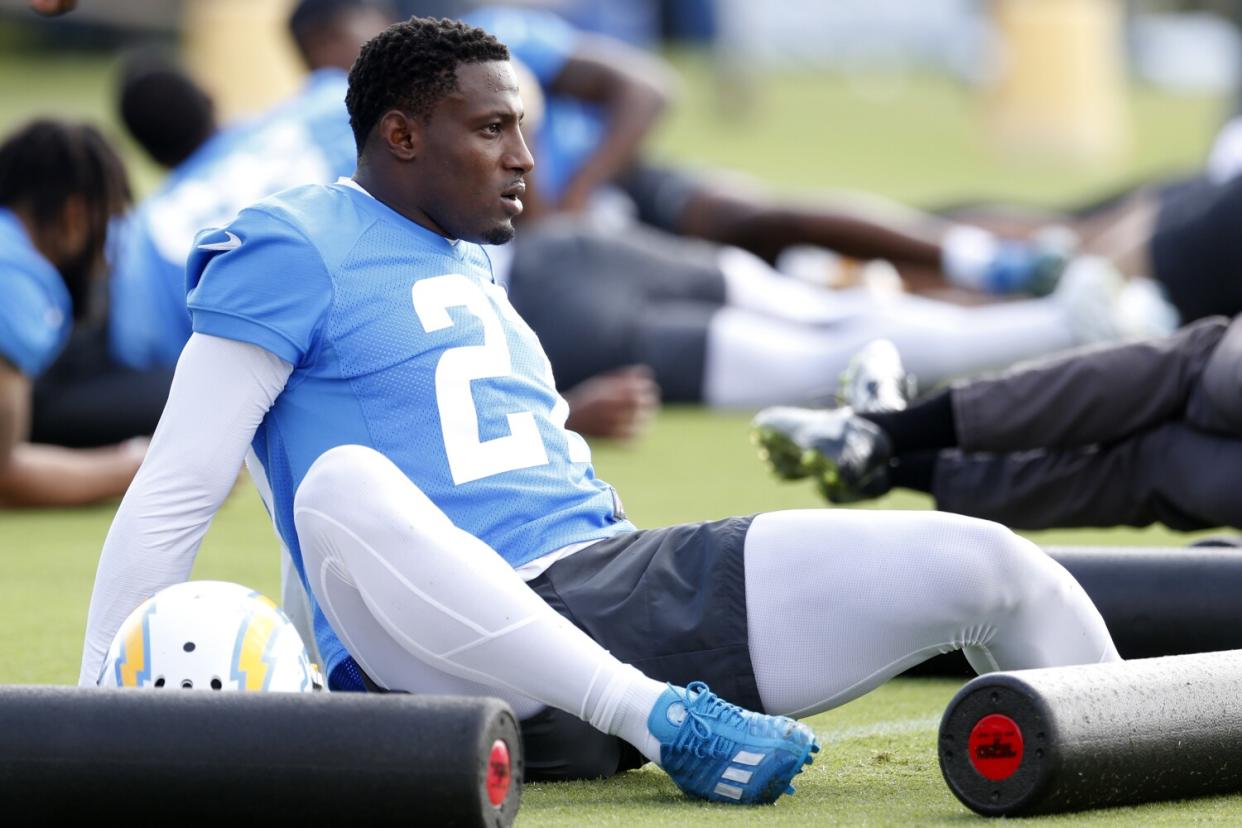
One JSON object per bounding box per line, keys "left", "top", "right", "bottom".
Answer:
{"left": 293, "top": 444, "right": 667, "bottom": 761}
{"left": 78, "top": 334, "right": 292, "bottom": 686}
{"left": 743, "top": 510, "right": 1119, "bottom": 718}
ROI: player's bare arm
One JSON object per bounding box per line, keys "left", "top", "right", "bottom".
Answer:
{"left": 0, "top": 357, "right": 29, "bottom": 477}
{"left": 0, "top": 338, "right": 143, "bottom": 508}
{"left": 548, "top": 38, "right": 676, "bottom": 212}
{"left": 29, "top": 0, "right": 76, "bottom": 15}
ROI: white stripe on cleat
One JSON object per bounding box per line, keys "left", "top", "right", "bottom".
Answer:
{"left": 733, "top": 750, "right": 765, "bottom": 766}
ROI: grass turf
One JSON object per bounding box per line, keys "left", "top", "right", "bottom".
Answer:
{"left": 1, "top": 39, "right": 1240, "bottom": 825}
{"left": 1, "top": 409, "right": 1230, "bottom": 824}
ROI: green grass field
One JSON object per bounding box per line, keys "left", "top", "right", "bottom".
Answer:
{"left": 1, "top": 40, "right": 1239, "bottom": 825}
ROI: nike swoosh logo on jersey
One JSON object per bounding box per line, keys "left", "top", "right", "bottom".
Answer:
{"left": 198, "top": 231, "right": 242, "bottom": 251}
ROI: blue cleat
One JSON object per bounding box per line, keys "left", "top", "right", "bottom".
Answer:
{"left": 647, "top": 681, "right": 819, "bottom": 804}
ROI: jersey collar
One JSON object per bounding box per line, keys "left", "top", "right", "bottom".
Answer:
{"left": 336, "top": 177, "right": 469, "bottom": 259}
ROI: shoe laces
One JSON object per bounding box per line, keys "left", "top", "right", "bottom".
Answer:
{"left": 670, "top": 681, "right": 749, "bottom": 759}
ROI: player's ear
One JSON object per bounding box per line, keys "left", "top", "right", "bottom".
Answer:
{"left": 377, "top": 110, "right": 421, "bottom": 161}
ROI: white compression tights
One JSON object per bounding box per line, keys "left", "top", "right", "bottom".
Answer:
{"left": 743, "top": 510, "right": 1119, "bottom": 718}
{"left": 705, "top": 248, "right": 1079, "bottom": 407}
{"left": 292, "top": 445, "right": 667, "bottom": 761}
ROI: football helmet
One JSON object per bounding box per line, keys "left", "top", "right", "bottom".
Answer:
{"left": 98, "top": 580, "right": 323, "bottom": 692}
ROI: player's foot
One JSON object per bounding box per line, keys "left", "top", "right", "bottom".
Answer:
{"left": 648, "top": 681, "right": 819, "bottom": 804}
{"left": 837, "top": 339, "right": 915, "bottom": 414}
{"left": 751, "top": 406, "right": 892, "bottom": 502}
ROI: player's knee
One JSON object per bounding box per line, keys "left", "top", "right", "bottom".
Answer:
{"left": 982, "top": 528, "right": 1086, "bottom": 625}
{"left": 932, "top": 515, "right": 1058, "bottom": 620}
{"left": 295, "top": 444, "right": 451, "bottom": 555}
{"left": 295, "top": 444, "right": 402, "bottom": 515}
{"left": 293, "top": 446, "right": 407, "bottom": 581}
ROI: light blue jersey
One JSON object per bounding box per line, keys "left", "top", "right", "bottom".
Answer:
{"left": 109, "top": 69, "right": 356, "bottom": 370}
{"left": 186, "top": 182, "right": 634, "bottom": 678}
{"left": 0, "top": 208, "right": 71, "bottom": 376}
{"left": 466, "top": 6, "right": 606, "bottom": 203}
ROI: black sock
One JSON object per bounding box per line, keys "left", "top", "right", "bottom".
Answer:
{"left": 860, "top": 390, "right": 957, "bottom": 456}
{"left": 887, "top": 450, "right": 938, "bottom": 493}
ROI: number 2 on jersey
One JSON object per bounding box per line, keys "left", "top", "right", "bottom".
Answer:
{"left": 411, "top": 274, "right": 557, "bottom": 485}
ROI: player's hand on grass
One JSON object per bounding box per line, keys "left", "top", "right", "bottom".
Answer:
{"left": 564, "top": 365, "right": 660, "bottom": 441}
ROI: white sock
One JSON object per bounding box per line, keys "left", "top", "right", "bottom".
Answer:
{"left": 583, "top": 663, "right": 667, "bottom": 762}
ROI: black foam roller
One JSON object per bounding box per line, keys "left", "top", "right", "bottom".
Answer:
{"left": 0, "top": 686, "right": 521, "bottom": 826}
{"left": 1047, "top": 545, "right": 1242, "bottom": 658}
{"left": 939, "top": 649, "right": 1242, "bottom": 816}
{"left": 905, "top": 545, "right": 1242, "bottom": 676}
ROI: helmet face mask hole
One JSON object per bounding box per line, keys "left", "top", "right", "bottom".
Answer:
{"left": 183, "top": 641, "right": 196, "bottom": 652}
{"left": 210, "top": 678, "right": 223, "bottom": 690}
{"left": 180, "top": 679, "right": 193, "bottom": 689}
{"left": 154, "top": 677, "right": 165, "bottom": 688}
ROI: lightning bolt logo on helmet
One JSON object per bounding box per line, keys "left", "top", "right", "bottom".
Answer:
{"left": 232, "top": 592, "right": 283, "bottom": 692}
{"left": 99, "top": 581, "right": 323, "bottom": 692}
{"left": 109, "top": 601, "right": 157, "bottom": 688}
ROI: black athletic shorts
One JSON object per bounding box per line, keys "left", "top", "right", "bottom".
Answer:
{"left": 528, "top": 515, "right": 760, "bottom": 709}
{"left": 345, "top": 515, "right": 759, "bottom": 781}
{"left": 31, "top": 322, "right": 173, "bottom": 447}
{"left": 1150, "top": 173, "right": 1242, "bottom": 322}
{"left": 506, "top": 218, "right": 727, "bottom": 401}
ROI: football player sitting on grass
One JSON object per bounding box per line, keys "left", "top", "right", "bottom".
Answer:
{"left": 81, "top": 17, "right": 1120, "bottom": 802}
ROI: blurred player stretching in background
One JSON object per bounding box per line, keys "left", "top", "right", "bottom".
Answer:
{"left": 0, "top": 120, "right": 147, "bottom": 506}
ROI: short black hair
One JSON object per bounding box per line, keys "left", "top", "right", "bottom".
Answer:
{"left": 117, "top": 52, "right": 216, "bottom": 169}
{"left": 0, "top": 119, "right": 131, "bottom": 319}
{"left": 345, "top": 16, "right": 508, "bottom": 153}
{"left": 289, "top": 0, "right": 387, "bottom": 65}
